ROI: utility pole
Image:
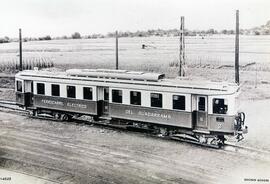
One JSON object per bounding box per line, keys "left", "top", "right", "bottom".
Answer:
{"left": 179, "top": 16, "right": 185, "bottom": 77}
{"left": 115, "top": 30, "right": 119, "bottom": 70}
{"left": 235, "top": 10, "right": 240, "bottom": 84}
{"left": 19, "top": 28, "right": 23, "bottom": 71}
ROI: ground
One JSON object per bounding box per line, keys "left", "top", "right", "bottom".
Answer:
{"left": 0, "top": 98, "right": 270, "bottom": 184}
{"left": 0, "top": 66, "right": 270, "bottom": 184}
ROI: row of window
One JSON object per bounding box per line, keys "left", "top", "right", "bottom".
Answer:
{"left": 36, "top": 83, "right": 186, "bottom": 110}
{"left": 37, "top": 83, "right": 93, "bottom": 100}
{"left": 112, "top": 89, "right": 227, "bottom": 114}
{"left": 17, "top": 81, "right": 227, "bottom": 114}
{"left": 112, "top": 89, "right": 186, "bottom": 110}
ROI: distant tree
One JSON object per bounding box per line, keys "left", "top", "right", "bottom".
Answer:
{"left": 221, "top": 30, "right": 228, "bottom": 34}
{"left": 264, "top": 30, "right": 269, "bottom": 35}
{"left": 254, "top": 31, "right": 260, "bottom": 35}
{"left": 61, "top": 35, "right": 68, "bottom": 39}
{"left": 38, "top": 35, "right": 51, "bottom": 41}
{"left": 206, "top": 29, "right": 215, "bottom": 34}
{"left": 44, "top": 35, "right": 51, "bottom": 40}
{"left": 71, "top": 32, "right": 81, "bottom": 39}
{"left": 228, "top": 30, "right": 234, "bottom": 34}
{"left": 0, "top": 36, "right": 10, "bottom": 43}
{"left": 4, "top": 36, "right": 9, "bottom": 42}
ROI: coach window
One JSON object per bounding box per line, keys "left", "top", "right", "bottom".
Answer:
{"left": 112, "top": 89, "right": 122, "bottom": 103}
{"left": 104, "top": 88, "right": 109, "bottom": 101}
{"left": 130, "top": 91, "right": 141, "bottom": 105}
{"left": 16, "top": 81, "right": 22, "bottom": 92}
{"left": 173, "top": 95, "right": 185, "bottom": 110}
{"left": 51, "top": 84, "right": 60, "bottom": 97}
{"left": 151, "top": 93, "right": 162, "bottom": 108}
{"left": 37, "top": 83, "right": 45, "bottom": 95}
{"left": 198, "top": 97, "right": 206, "bottom": 111}
{"left": 67, "top": 85, "right": 76, "bottom": 98}
{"left": 83, "top": 87, "right": 93, "bottom": 100}
{"left": 213, "top": 98, "right": 228, "bottom": 114}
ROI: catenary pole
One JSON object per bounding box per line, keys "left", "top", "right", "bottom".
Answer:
{"left": 116, "top": 31, "right": 119, "bottom": 70}
{"left": 19, "top": 28, "right": 23, "bottom": 71}
{"left": 235, "top": 10, "right": 240, "bottom": 84}
{"left": 179, "top": 16, "right": 185, "bottom": 76}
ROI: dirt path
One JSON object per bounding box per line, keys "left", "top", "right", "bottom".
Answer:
{"left": 0, "top": 106, "right": 269, "bottom": 184}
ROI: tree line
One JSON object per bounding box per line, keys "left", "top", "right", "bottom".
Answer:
{"left": 1, "top": 24, "right": 269, "bottom": 44}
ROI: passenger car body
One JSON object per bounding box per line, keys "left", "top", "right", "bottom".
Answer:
{"left": 15, "top": 68, "right": 247, "bottom": 146}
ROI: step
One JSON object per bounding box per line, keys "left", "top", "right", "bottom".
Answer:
{"left": 99, "top": 116, "right": 112, "bottom": 120}
{"left": 193, "top": 129, "right": 210, "bottom": 134}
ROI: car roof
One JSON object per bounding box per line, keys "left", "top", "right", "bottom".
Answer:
{"left": 16, "top": 69, "right": 239, "bottom": 96}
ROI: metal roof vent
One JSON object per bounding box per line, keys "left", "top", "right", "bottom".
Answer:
{"left": 66, "top": 69, "right": 165, "bottom": 82}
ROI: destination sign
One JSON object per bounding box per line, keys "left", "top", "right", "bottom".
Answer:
{"left": 125, "top": 109, "right": 172, "bottom": 119}
{"left": 41, "top": 99, "right": 87, "bottom": 109}
{"left": 41, "top": 99, "right": 64, "bottom": 106}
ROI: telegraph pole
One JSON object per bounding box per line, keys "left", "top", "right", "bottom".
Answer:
{"left": 115, "top": 30, "right": 119, "bottom": 70}
{"left": 179, "top": 16, "right": 185, "bottom": 77}
{"left": 19, "top": 28, "right": 23, "bottom": 71}
{"left": 235, "top": 10, "right": 240, "bottom": 84}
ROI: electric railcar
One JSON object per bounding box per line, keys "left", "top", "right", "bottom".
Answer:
{"left": 15, "top": 68, "right": 247, "bottom": 147}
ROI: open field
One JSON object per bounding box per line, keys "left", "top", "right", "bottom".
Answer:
{"left": 1, "top": 35, "right": 270, "bottom": 99}
{"left": 1, "top": 35, "right": 270, "bottom": 71}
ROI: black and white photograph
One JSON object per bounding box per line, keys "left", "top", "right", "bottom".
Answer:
{"left": 0, "top": 0, "right": 270, "bottom": 183}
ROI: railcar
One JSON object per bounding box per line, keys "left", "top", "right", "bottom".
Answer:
{"left": 15, "top": 68, "right": 247, "bottom": 147}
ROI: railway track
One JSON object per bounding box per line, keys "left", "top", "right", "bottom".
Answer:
{"left": 0, "top": 100, "right": 26, "bottom": 112}
{"left": 0, "top": 100, "right": 269, "bottom": 158}
{"left": 223, "top": 142, "right": 270, "bottom": 162}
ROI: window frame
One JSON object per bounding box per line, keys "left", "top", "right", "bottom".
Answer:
{"left": 83, "top": 87, "right": 93, "bottom": 100}
{"left": 67, "top": 85, "right": 76, "bottom": 98}
{"left": 104, "top": 88, "right": 109, "bottom": 101}
{"left": 37, "top": 83, "right": 45, "bottom": 95}
{"left": 112, "top": 89, "right": 122, "bottom": 103}
{"left": 198, "top": 96, "right": 206, "bottom": 111}
{"left": 16, "top": 80, "right": 22, "bottom": 92}
{"left": 212, "top": 98, "right": 228, "bottom": 114}
{"left": 130, "top": 91, "right": 141, "bottom": 106}
{"left": 51, "top": 84, "right": 60, "bottom": 97}
{"left": 150, "top": 93, "right": 163, "bottom": 108}
{"left": 172, "top": 95, "right": 186, "bottom": 110}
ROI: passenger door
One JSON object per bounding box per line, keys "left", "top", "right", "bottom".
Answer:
{"left": 192, "top": 95, "right": 208, "bottom": 130}
{"left": 196, "top": 96, "right": 208, "bottom": 129}
{"left": 97, "top": 87, "right": 109, "bottom": 116}
{"left": 103, "top": 88, "right": 109, "bottom": 115}
{"left": 24, "top": 80, "right": 33, "bottom": 106}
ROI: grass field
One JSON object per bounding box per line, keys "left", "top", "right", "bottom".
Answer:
{"left": 0, "top": 35, "right": 270, "bottom": 69}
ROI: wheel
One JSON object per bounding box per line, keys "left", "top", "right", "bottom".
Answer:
{"left": 29, "top": 110, "right": 36, "bottom": 117}
{"left": 54, "top": 112, "right": 60, "bottom": 120}
{"left": 93, "top": 116, "right": 99, "bottom": 121}
{"left": 198, "top": 135, "right": 207, "bottom": 144}
{"left": 61, "top": 114, "right": 69, "bottom": 121}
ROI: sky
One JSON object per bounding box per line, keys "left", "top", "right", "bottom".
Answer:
{"left": 0, "top": 0, "right": 269, "bottom": 37}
